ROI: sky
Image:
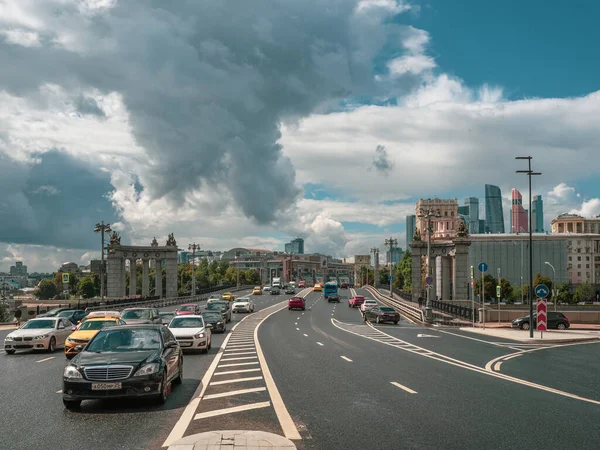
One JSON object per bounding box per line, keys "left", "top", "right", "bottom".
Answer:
{"left": 1, "top": 0, "right": 599, "bottom": 272}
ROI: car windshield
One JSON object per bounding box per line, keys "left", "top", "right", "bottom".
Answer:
{"left": 21, "top": 319, "right": 55, "bottom": 329}
{"left": 207, "top": 303, "right": 226, "bottom": 310}
{"left": 179, "top": 305, "right": 195, "bottom": 311}
{"left": 121, "top": 309, "right": 151, "bottom": 319}
{"left": 202, "top": 313, "right": 222, "bottom": 321}
{"left": 170, "top": 317, "right": 205, "bottom": 328}
{"left": 57, "top": 310, "right": 76, "bottom": 317}
{"left": 86, "top": 329, "right": 162, "bottom": 352}
{"left": 254, "top": 287, "right": 261, "bottom": 290}
{"left": 79, "top": 320, "right": 117, "bottom": 331}
{"left": 380, "top": 307, "right": 396, "bottom": 312}
{"left": 236, "top": 299, "right": 249, "bottom": 303}
{"left": 45, "top": 308, "right": 62, "bottom": 315}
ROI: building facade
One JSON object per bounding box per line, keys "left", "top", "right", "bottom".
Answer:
{"left": 485, "top": 184, "right": 505, "bottom": 233}
{"left": 551, "top": 213, "right": 600, "bottom": 234}
{"left": 532, "top": 195, "right": 544, "bottom": 232}
{"left": 59, "top": 262, "right": 79, "bottom": 273}
{"left": 511, "top": 188, "right": 528, "bottom": 233}
{"left": 416, "top": 198, "right": 460, "bottom": 240}
{"left": 406, "top": 215, "right": 416, "bottom": 247}
{"left": 284, "top": 238, "right": 305, "bottom": 254}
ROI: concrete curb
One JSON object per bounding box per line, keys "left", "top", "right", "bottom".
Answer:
{"left": 167, "top": 430, "right": 297, "bottom": 449}
{"left": 459, "top": 327, "right": 600, "bottom": 344}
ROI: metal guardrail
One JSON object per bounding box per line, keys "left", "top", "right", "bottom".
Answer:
{"left": 429, "top": 299, "right": 478, "bottom": 322}
{"left": 85, "top": 285, "right": 254, "bottom": 312}
{"left": 364, "top": 285, "right": 425, "bottom": 324}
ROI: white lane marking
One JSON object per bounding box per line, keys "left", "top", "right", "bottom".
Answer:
{"left": 302, "top": 313, "right": 305, "bottom": 315}
{"left": 162, "top": 312, "right": 252, "bottom": 447}
{"left": 296, "top": 328, "right": 300, "bottom": 331}
{"left": 194, "top": 401, "right": 271, "bottom": 420}
{"left": 295, "top": 322, "right": 297, "bottom": 325}
{"left": 331, "top": 313, "right": 334, "bottom": 316}
{"left": 225, "top": 344, "right": 256, "bottom": 350}
{"left": 56, "top": 389, "right": 63, "bottom": 393}
{"left": 417, "top": 334, "right": 440, "bottom": 338}
{"left": 210, "top": 376, "right": 263, "bottom": 386}
{"left": 220, "top": 356, "right": 258, "bottom": 362}
{"left": 391, "top": 381, "right": 418, "bottom": 394}
{"left": 255, "top": 304, "right": 303, "bottom": 441}
{"left": 316, "top": 342, "right": 324, "bottom": 346}
{"left": 340, "top": 356, "right": 353, "bottom": 362}
{"left": 36, "top": 357, "right": 55, "bottom": 363}
{"left": 303, "top": 334, "right": 308, "bottom": 337}
{"left": 297, "top": 317, "right": 300, "bottom": 320}
{"left": 203, "top": 387, "right": 267, "bottom": 400}
{"left": 493, "top": 361, "right": 503, "bottom": 372}
{"left": 219, "top": 361, "right": 260, "bottom": 368}
{"left": 223, "top": 351, "right": 257, "bottom": 356}
{"left": 227, "top": 340, "right": 255, "bottom": 345}
{"left": 214, "top": 368, "right": 261, "bottom": 376}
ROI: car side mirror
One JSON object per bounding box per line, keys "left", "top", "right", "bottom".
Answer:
{"left": 166, "top": 341, "right": 178, "bottom": 348}
{"left": 206, "top": 324, "right": 213, "bottom": 329}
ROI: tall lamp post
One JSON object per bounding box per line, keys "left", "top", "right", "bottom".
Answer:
{"left": 417, "top": 207, "right": 441, "bottom": 320}
{"left": 94, "top": 221, "right": 111, "bottom": 299}
{"left": 370, "top": 247, "right": 379, "bottom": 288}
{"left": 545, "top": 261, "right": 557, "bottom": 312}
{"left": 516, "top": 156, "right": 541, "bottom": 338}
{"left": 188, "top": 243, "right": 201, "bottom": 296}
{"left": 384, "top": 238, "right": 397, "bottom": 298}
{"left": 235, "top": 251, "right": 241, "bottom": 289}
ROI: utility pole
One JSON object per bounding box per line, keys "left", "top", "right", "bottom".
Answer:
{"left": 370, "top": 247, "right": 379, "bottom": 288}
{"left": 235, "top": 251, "right": 241, "bottom": 289}
{"left": 94, "top": 221, "right": 111, "bottom": 299}
{"left": 516, "top": 156, "right": 542, "bottom": 338}
{"left": 417, "top": 207, "right": 441, "bottom": 321}
{"left": 384, "top": 238, "right": 397, "bottom": 298}
{"left": 188, "top": 243, "right": 201, "bottom": 296}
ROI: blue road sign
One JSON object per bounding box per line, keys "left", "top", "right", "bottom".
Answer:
{"left": 478, "top": 262, "right": 488, "bottom": 273}
{"left": 389, "top": 275, "right": 394, "bottom": 281}
{"left": 425, "top": 276, "right": 433, "bottom": 285}
{"left": 535, "top": 284, "right": 549, "bottom": 298}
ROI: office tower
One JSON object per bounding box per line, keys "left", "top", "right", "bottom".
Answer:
{"left": 485, "top": 184, "right": 505, "bottom": 233}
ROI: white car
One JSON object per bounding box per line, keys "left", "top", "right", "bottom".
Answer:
{"left": 262, "top": 286, "right": 271, "bottom": 292}
{"left": 4, "top": 317, "right": 73, "bottom": 354}
{"left": 168, "top": 315, "right": 212, "bottom": 353}
{"left": 360, "top": 299, "right": 379, "bottom": 313}
{"left": 232, "top": 298, "right": 255, "bottom": 313}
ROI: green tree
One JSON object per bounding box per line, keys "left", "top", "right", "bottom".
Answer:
{"left": 77, "top": 276, "right": 96, "bottom": 299}
{"left": 379, "top": 266, "right": 390, "bottom": 285}
{"left": 556, "top": 282, "right": 571, "bottom": 304}
{"left": 474, "top": 274, "right": 497, "bottom": 301}
{"left": 34, "top": 279, "right": 57, "bottom": 300}
{"left": 574, "top": 281, "right": 594, "bottom": 303}
{"left": 68, "top": 273, "right": 79, "bottom": 294}
{"left": 398, "top": 250, "right": 412, "bottom": 292}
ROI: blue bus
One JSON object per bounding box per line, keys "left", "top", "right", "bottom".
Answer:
{"left": 324, "top": 282, "right": 339, "bottom": 302}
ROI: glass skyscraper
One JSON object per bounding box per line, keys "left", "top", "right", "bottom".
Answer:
{"left": 406, "top": 215, "right": 416, "bottom": 247}
{"left": 485, "top": 184, "right": 505, "bottom": 233}
{"left": 532, "top": 195, "right": 544, "bottom": 232}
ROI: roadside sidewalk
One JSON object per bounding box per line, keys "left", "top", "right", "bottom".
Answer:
{"left": 168, "top": 431, "right": 296, "bottom": 449}
{"left": 473, "top": 322, "right": 600, "bottom": 330}
{"left": 0, "top": 323, "right": 18, "bottom": 330}
{"left": 461, "top": 327, "right": 600, "bottom": 343}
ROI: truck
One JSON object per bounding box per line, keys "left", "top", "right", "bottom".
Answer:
{"left": 272, "top": 277, "right": 282, "bottom": 289}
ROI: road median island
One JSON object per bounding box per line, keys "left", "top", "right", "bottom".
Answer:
{"left": 461, "top": 327, "right": 600, "bottom": 344}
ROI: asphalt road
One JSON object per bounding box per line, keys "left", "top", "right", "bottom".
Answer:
{"left": 2, "top": 287, "right": 600, "bottom": 450}
{"left": 0, "top": 289, "right": 288, "bottom": 450}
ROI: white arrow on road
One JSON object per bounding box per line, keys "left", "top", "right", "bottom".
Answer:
{"left": 417, "top": 334, "right": 440, "bottom": 338}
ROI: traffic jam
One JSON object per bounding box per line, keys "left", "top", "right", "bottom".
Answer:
{"left": 3, "top": 281, "right": 400, "bottom": 411}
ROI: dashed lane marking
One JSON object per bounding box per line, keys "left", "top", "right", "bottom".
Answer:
{"left": 391, "top": 381, "right": 418, "bottom": 394}
{"left": 223, "top": 351, "right": 257, "bottom": 356}
{"left": 36, "top": 356, "right": 55, "bottom": 363}
{"left": 210, "top": 376, "right": 263, "bottom": 386}
{"left": 218, "top": 361, "right": 260, "bottom": 368}
{"left": 340, "top": 356, "right": 353, "bottom": 362}
{"left": 194, "top": 402, "right": 271, "bottom": 420}
{"left": 303, "top": 334, "right": 308, "bottom": 337}
{"left": 203, "top": 387, "right": 267, "bottom": 400}
{"left": 316, "top": 342, "right": 324, "bottom": 346}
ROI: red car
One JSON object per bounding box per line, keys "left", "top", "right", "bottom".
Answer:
{"left": 176, "top": 304, "right": 200, "bottom": 315}
{"left": 349, "top": 295, "right": 365, "bottom": 308}
{"left": 298, "top": 281, "right": 306, "bottom": 288}
{"left": 288, "top": 296, "right": 306, "bottom": 311}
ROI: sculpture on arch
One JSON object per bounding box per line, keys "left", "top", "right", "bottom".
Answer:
{"left": 151, "top": 237, "right": 158, "bottom": 247}
{"left": 109, "top": 231, "right": 121, "bottom": 246}
{"left": 413, "top": 227, "right": 422, "bottom": 242}
{"left": 457, "top": 218, "right": 469, "bottom": 238}
{"left": 166, "top": 233, "right": 177, "bottom": 247}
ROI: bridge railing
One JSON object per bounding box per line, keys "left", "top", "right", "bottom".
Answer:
{"left": 363, "top": 285, "right": 425, "bottom": 324}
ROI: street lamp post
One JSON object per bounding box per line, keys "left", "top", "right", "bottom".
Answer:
{"left": 94, "top": 221, "right": 111, "bottom": 299}
{"left": 188, "top": 243, "right": 201, "bottom": 296}
{"left": 516, "top": 156, "right": 542, "bottom": 338}
{"left": 235, "top": 251, "right": 241, "bottom": 289}
{"left": 384, "top": 238, "right": 397, "bottom": 298}
{"left": 370, "top": 247, "right": 379, "bottom": 288}
{"left": 545, "top": 261, "right": 557, "bottom": 312}
{"left": 417, "top": 207, "right": 441, "bottom": 321}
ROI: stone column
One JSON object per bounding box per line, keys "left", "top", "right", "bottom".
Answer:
{"left": 106, "top": 255, "right": 122, "bottom": 298}
{"left": 410, "top": 242, "right": 425, "bottom": 302}
{"left": 165, "top": 257, "right": 178, "bottom": 299}
{"left": 442, "top": 256, "right": 451, "bottom": 300}
{"left": 433, "top": 255, "right": 439, "bottom": 300}
{"left": 121, "top": 258, "right": 127, "bottom": 297}
{"left": 155, "top": 259, "right": 163, "bottom": 298}
{"left": 142, "top": 259, "right": 150, "bottom": 297}
{"left": 129, "top": 259, "right": 137, "bottom": 297}
{"left": 453, "top": 239, "right": 471, "bottom": 300}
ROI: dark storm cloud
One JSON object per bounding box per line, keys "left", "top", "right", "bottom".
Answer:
{"left": 0, "top": 150, "right": 120, "bottom": 249}
{"left": 0, "top": 0, "right": 421, "bottom": 224}
{"left": 372, "top": 144, "right": 393, "bottom": 174}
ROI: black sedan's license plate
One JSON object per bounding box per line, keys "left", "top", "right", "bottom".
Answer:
{"left": 91, "top": 382, "right": 122, "bottom": 390}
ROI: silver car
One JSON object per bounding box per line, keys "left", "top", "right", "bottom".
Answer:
{"left": 4, "top": 317, "right": 73, "bottom": 354}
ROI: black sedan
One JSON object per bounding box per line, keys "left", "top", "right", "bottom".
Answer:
{"left": 364, "top": 306, "right": 400, "bottom": 324}
{"left": 57, "top": 309, "right": 87, "bottom": 324}
{"left": 201, "top": 311, "right": 227, "bottom": 333}
{"left": 205, "top": 301, "right": 232, "bottom": 323}
{"left": 512, "top": 312, "right": 570, "bottom": 330}
{"left": 62, "top": 325, "right": 183, "bottom": 410}
{"left": 270, "top": 286, "right": 281, "bottom": 295}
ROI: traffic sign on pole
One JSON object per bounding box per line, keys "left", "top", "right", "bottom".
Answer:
{"left": 389, "top": 275, "right": 394, "bottom": 281}
{"left": 536, "top": 298, "right": 547, "bottom": 331}
{"left": 425, "top": 276, "right": 433, "bottom": 285}
{"left": 535, "top": 284, "right": 549, "bottom": 299}
{"left": 478, "top": 262, "right": 488, "bottom": 273}
{"left": 496, "top": 285, "right": 501, "bottom": 298}
{"left": 62, "top": 273, "right": 70, "bottom": 284}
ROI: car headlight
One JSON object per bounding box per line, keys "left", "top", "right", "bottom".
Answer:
{"left": 133, "top": 363, "right": 159, "bottom": 377}
{"left": 34, "top": 334, "right": 49, "bottom": 340}
{"left": 5, "top": 335, "right": 14, "bottom": 341}
{"left": 217, "top": 322, "right": 223, "bottom": 325}
{"left": 63, "top": 366, "right": 82, "bottom": 379}
{"left": 66, "top": 337, "right": 75, "bottom": 343}
{"left": 195, "top": 332, "right": 206, "bottom": 338}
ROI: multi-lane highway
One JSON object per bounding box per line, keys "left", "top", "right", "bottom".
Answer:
{"left": 2, "top": 287, "right": 600, "bottom": 450}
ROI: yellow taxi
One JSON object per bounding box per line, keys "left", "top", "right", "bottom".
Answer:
{"left": 64, "top": 311, "right": 125, "bottom": 359}
{"left": 221, "top": 292, "right": 235, "bottom": 302}
{"left": 252, "top": 286, "right": 262, "bottom": 295}
{"left": 313, "top": 283, "right": 322, "bottom": 292}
